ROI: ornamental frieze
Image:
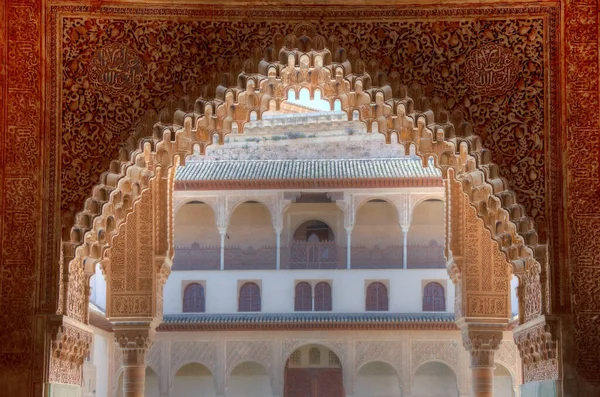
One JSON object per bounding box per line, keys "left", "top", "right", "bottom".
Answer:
{"left": 52, "top": 6, "right": 556, "bottom": 248}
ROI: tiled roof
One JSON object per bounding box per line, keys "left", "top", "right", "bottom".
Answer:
{"left": 157, "top": 312, "right": 457, "bottom": 331}
{"left": 176, "top": 158, "right": 441, "bottom": 182}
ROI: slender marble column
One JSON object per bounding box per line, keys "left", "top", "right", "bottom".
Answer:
{"left": 345, "top": 227, "right": 353, "bottom": 269}
{"left": 115, "top": 327, "right": 153, "bottom": 397}
{"left": 462, "top": 329, "right": 502, "bottom": 397}
{"left": 401, "top": 226, "right": 409, "bottom": 269}
{"left": 218, "top": 227, "right": 226, "bottom": 270}
{"left": 275, "top": 229, "right": 281, "bottom": 270}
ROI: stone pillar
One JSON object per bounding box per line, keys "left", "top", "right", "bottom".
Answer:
{"left": 345, "top": 227, "right": 353, "bottom": 269}
{"left": 461, "top": 328, "right": 502, "bottom": 397}
{"left": 401, "top": 225, "right": 409, "bottom": 269}
{"left": 218, "top": 227, "right": 226, "bottom": 270}
{"left": 115, "top": 325, "right": 153, "bottom": 397}
{"left": 275, "top": 228, "right": 282, "bottom": 270}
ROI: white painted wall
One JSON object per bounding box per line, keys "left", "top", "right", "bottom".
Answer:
{"left": 92, "top": 329, "right": 110, "bottom": 397}
{"left": 494, "top": 364, "right": 515, "bottom": 397}
{"left": 90, "top": 263, "right": 107, "bottom": 311}
{"left": 164, "top": 269, "right": 454, "bottom": 314}
{"left": 510, "top": 275, "right": 519, "bottom": 317}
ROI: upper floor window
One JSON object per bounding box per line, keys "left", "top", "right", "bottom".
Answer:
{"left": 295, "top": 282, "right": 312, "bottom": 311}
{"left": 423, "top": 282, "right": 445, "bottom": 311}
{"left": 239, "top": 282, "right": 261, "bottom": 312}
{"left": 366, "top": 282, "right": 388, "bottom": 311}
{"left": 183, "top": 283, "right": 205, "bottom": 313}
{"left": 314, "top": 282, "right": 332, "bottom": 311}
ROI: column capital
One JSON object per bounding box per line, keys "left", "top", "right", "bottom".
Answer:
{"left": 113, "top": 322, "right": 156, "bottom": 365}
{"left": 460, "top": 327, "right": 502, "bottom": 368}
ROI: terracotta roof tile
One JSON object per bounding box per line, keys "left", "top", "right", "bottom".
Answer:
{"left": 176, "top": 158, "right": 441, "bottom": 182}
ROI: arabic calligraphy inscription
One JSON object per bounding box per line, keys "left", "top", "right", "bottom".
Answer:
{"left": 88, "top": 43, "right": 143, "bottom": 95}
{"left": 464, "top": 44, "right": 519, "bottom": 97}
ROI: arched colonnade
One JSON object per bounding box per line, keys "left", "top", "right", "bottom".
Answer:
{"left": 172, "top": 191, "right": 445, "bottom": 271}
{"left": 56, "top": 35, "right": 555, "bottom": 397}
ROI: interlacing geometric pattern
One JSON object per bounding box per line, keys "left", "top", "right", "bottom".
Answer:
{"left": 62, "top": 31, "right": 554, "bottom": 378}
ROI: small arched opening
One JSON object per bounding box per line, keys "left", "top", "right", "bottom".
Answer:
{"left": 353, "top": 199, "right": 403, "bottom": 269}
{"left": 356, "top": 361, "right": 402, "bottom": 397}
{"left": 289, "top": 220, "right": 339, "bottom": 269}
{"left": 182, "top": 282, "right": 205, "bottom": 313}
{"left": 494, "top": 363, "right": 515, "bottom": 397}
{"left": 226, "top": 201, "right": 276, "bottom": 270}
{"left": 422, "top": 282, "right": 446, "bottom": 312}
{"left": 172, "top": 363, "right": 216, "bottom": 397}
{"left": 407, "top": 199, "right": 445, "bottom": 268}
{"left": 412, "top": 361, "right": 459, "bottom": 397}
{"left": 173, "top": 201, "right": 220, "bottom": 270}
{"left": 227, "top": 362, "right": 271, "bottom": 397}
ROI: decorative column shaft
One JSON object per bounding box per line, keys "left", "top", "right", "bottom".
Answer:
{"left": 345, "top": 227, "right": 353, "bottom": 269}
{"left": 275, "top": 228, "right": 281, "bottom": 270}
{"left": 115, "top": 326, "right": 153, "bottom": 397}
{"left": 218, "top": 227, "right": 226, "bottom": 270}
{"left": 401, "top": 225, "right": 409, "bottom": 269}
{"left": 461, "top": 329, "right": 502, "bottom": 397}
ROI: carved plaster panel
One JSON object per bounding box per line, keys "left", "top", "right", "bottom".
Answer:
{"left": 226, "top": 340, "right": 271, "bottom": 376}
{"left": 410, "top": 340, "right": 460, "bottom": 377}
{"left": 170, "top": 341, "right": 218, "bottom": 381}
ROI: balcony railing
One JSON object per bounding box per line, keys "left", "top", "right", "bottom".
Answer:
{"left": 173, "top": 241, "right": 445, "bottom": 270}
{"left": 407, "top": 243, "right": 445, "bottom": 268}
{"left": 224, "top": 246, "right": 276, "bottom": 270}
{"left": 281, "top": 241, "right": 343, "bottom": 269}
{"left": 351, "top": 245, "right": 403, "bottom": 269}
{"left": 172, "top": 244, "right": 220, "bottom": 270}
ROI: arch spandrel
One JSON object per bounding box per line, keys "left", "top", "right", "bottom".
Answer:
{"left": 61, "top": 34, "right": 555, "bottom": 380}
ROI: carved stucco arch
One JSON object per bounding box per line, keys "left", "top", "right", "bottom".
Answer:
{"left": 494, "top": 360, "right": 517, "bottom": 388}
{"left": 279, "top": 340, "right": 349, "bottom": 392}
{"left": 226, "top": 196, "right": 276, "bottom": 229}
{"left": 411, "top": 359, "right": 460, "bottom": 380}
{"left": 169, "top": 361, "right": 216, "bottom": 391}
{"left": 173, "top": 197, "right": 218, "bottom": 219}
{"left": 411, "top": 359, "right": 464, "bottom": 395}
{"left": 62, "top": 35, "right": 550, "bottom": 360}
{"left": 355, "top": 360, "right": 404, "bottom": 396}
{"left": 356, "top": 359, "right": 401, "bottom": 378}
{"left": 227, "top": 360, "right": 270, "bottom": 378}
{"left": 290, "top": 217, "right": 338, "bottom": 241}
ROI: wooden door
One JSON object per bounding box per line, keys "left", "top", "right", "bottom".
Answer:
{"left": 285, "top": 368, "right": 344, "bottom": 397}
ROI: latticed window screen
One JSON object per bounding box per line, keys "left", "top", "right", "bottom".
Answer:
{"left": 309, "top": 348, "right": 321, "bottom": 365}
{"left": 366, "top": 282, "right": 388, "bottom": 311}
{"left": 328, "top": 350, "right": 340, "bottom": 366}
{"left": 182, "top": 283, "right": 205, "bottom": 313}
{"left": 295, "top": 282, "right": 312, "bottom": 311}
{"left": 289, "top": 349, "right": 301, "bottom": 365}
{"left": 423, "top": 282, "right": 445, "bottom": 311}
{"left": 314, "top": 282, "right": 332, "bottom": 311}
{"left": 238, "top": 282, "right": 261, "bottom": 312}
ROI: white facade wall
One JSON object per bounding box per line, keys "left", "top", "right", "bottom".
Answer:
{"left": 164, "top": 268, "right": 454, "bottom": 314}
{"left": 83, "top": 327, "right": 113, "bottom": 397}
